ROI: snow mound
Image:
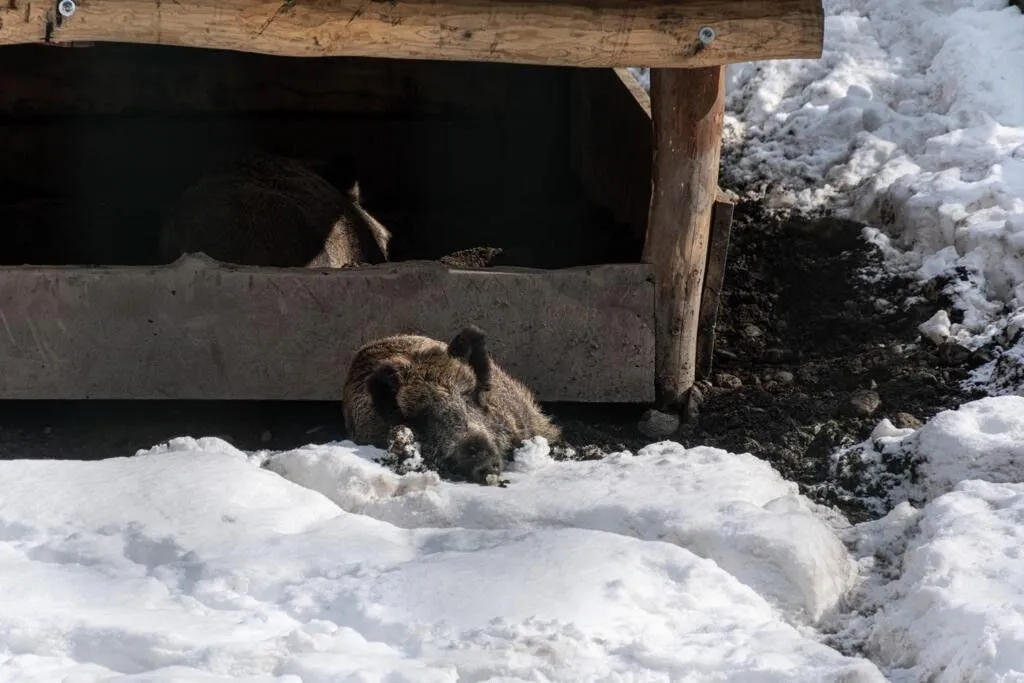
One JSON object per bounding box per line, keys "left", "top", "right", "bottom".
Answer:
{"left": 865, "top": 479, "right": 1024, "bottom": 682}
{"left": 0, "top": 439, "right": 883, "bottom": 681}
{"left": 827, "top": 396, "right": 1024, "bottom": 514}
{"left": 266, "top": 439, "right": 857, "bottom": 623}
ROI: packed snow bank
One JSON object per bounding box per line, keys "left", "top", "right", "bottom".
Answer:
{"left": 821, "top": 398, "right": 1024, "bottom": 681}
{"left": 859, "top": 480, "right": 1024, "bottom": 682}
{"left": 637, "top": 0, "right": 1024, "bottom": 392}
{"left": 265, "top": 439, "right": 856, "bottom": 622}
{"left": 0, "top": 437, "right": 884, "bottom": 681}
{"left": 825, "top": 396, "right": 1024, "bottom": 514}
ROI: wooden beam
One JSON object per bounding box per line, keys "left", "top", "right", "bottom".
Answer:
{"left": 642, "top": 66, "right": 726, "bottom": 408}
{"left": 0, "top": 258, "right": 655, "bottom": 403}
{"left": 0, "top": 0, "right": 825, "bottom": 68}
{"left": 695, "top": 196, "right": 736, "bottom": 380}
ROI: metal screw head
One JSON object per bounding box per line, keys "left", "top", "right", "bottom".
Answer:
{"left": 58, "top": 0, "right": 76, "bottom": 17}
{"left": 698, "top": 26, "right": 716, "bottom": 46}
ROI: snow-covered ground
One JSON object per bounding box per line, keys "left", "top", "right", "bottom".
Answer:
{"left": 0, "top": 438, "right": 888, "bottom": 682}
{"left": 4, "top": 0, "right": 1024, "bottom": 680}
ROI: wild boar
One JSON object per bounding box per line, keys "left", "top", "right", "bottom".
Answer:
{"left": 342, "top": 325, "right": 561, "bottom": 484}
{"left": 157, "top": 154, "right": 391, "bottom": 268}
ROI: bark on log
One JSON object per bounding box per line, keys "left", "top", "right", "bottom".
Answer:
{"left": 642, "top": 66, "right": 726, "bottom": 408}
{"left": 0, "top": 0, "right": 825, "bottom": 67}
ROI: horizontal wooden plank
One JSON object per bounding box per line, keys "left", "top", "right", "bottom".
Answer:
{"left": 0, "top": 0, "right": 824, "bottom": 67}
{"left": 0, "top": 44, "right": 566, "bottom": 117}
{"left": 0, "top": 257, "right": 655, "bottom": 402}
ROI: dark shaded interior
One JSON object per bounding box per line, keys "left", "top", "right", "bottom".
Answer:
{"left": 0, "top": 43, "right": 650, "bottom": 269}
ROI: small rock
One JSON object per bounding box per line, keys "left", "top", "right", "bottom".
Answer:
{"left": 716, "top": 349, "right": 739, "bottom": 363}
{"left": 713, "top": 372, "right": 743, "bottom": 389}
{"left": 970, "top": 348, "right": 994, "bottom": 366}
{"left": 740, "top": 437, "right": 763, "bottom": 454}
{"left": 743, "top": 324, "right": 764, "bottom": 339}
{"left": 918, "top": 309, "right": 951, "bottom": 346}
{"left": 577, "top": 444, "right": 610, "bottom": 460}
{"left": 763, "top": 380, "right": 779, "bottom": 392}
{"left": 844, "top": 389, "right": 882, "bottom": 418}
{"left": 762, "top": 348, "right": 785, "bottom": 364}
{"left": 775, "top": 370, "right": 795, "bottom": 385}
{"left": 638, "top": 408, "right": 680, "bottom": 439}
{"left": 937, "top": 342, "right": 972, "bottom": 366}
{"left": 892, "top": 412, "right": 923, "bottom": 430}
{"left": 681, "top": 384, "right": 705, "bottom": 424}
{"left": 260, "top": 429, "right": 273, "bottom": 443}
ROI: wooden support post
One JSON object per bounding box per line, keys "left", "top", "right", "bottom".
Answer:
{"left": 696, "top": 195, "right": 736, "bottom": 380}
{"left": 642, "top": 66, "right": 726, "bottom": 408}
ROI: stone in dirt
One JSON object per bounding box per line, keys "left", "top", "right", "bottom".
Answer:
{"left": 774, "top": 370, "right": 795, "bottom": 385}
{"left": 937, "top": 341, "right": 972, "bottom": 366}
{"left": 845, "top": 389, "right": 882, "bottom": 418}
{"left": 681, "top": 385, "right": 705, "bottom": 424}
{"left": 892, "top": 412, "right": 924, "bottom": 430}
{"left": 713, "top": 372, "right": 743, "bottom": 389}
{"left": 637, "top": 408, "right": 680, "bottom": 440}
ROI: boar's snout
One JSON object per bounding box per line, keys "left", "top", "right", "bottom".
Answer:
{"left": 451, "top": 431, "right": 504, "bottom": 484}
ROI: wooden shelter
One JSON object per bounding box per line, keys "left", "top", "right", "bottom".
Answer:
{"left": 0, "top": 0, "right": 824, "bottom": 407}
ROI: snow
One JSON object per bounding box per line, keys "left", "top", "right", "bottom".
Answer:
{"left": 918, "top": 309, "right": 952, "bottom": 345}
{"left": 864, "top": 479, "right": 1024, "bottom": 683}
{"left": 826, "top": 394, "right": 1024, "bottom": 514}
{"left": 0, "top": 438, "right": 885, "bottom": 681}
{"left": 4, "top": 0, "right": 1024, "bottom": 680}
{"left": 264, "top": 439, "right": 856, "bottom": 622}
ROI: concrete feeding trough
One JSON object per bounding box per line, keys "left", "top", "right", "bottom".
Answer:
{"left": 0, "top": 0, "right": 823, "bottom": 406}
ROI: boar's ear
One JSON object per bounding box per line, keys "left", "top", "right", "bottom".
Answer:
{"left": 448, "top": 325, "right": 492, "bottom": 397}
{"left": 367, "top": 362, "right": 403, "bottom": 421}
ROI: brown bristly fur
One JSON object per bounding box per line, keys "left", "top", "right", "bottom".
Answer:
{"left": 158, "top": 154, "right": 391, "bottom": 268}
{"left": 342, "top": 329, "right": 561, "bottom": 482}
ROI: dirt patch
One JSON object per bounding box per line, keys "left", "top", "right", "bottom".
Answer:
{"left": 671, "top": 200, "right": 984, "bottom": 520}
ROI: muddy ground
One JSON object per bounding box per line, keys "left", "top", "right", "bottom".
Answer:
{"left": 0, "top": 198, "right": 983, "bottom": 521}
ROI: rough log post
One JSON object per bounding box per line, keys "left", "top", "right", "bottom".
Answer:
{"left": 643, "top": 66, "right": 726, "bottom": 408}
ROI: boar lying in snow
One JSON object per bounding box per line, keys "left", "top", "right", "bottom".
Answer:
{"left": 158, "top": 154, "right": 392, "bottom": 268}
{"left": 342, "top": 326, "right": 562, "bottom": 485}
